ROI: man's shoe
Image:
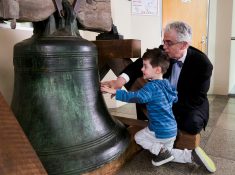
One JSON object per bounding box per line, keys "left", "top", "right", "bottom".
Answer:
{"left": 192, "top": 147, "right": 216, "bottom": 173}
{"left": 152, "top": 149, "right": 174, "bottom": 166}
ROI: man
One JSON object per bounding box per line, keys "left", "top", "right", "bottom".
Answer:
{"left": 101, "top": 21, "right": 216, "bottom": 172}
{"left": 103, "top": 21, "right": 213, "bottom": 135}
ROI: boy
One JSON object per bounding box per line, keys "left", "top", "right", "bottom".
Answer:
{"left": 101, "top": 48, "right": 178, "bottom": 166}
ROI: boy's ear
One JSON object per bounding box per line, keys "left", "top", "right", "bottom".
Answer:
{"left": 155, "top": 66, "right": 162, "bottom": 74}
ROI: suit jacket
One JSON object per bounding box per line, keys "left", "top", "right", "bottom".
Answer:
{"left": 122, "top": 46, "right": 213, "bottom": 127}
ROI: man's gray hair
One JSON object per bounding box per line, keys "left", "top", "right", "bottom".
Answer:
{"left": 164, "top": 21, "right": 192, "bottom": 43}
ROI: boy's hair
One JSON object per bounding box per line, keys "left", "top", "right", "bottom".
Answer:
{"left": 142, "top": 48, "right": 170, "bottom": 74}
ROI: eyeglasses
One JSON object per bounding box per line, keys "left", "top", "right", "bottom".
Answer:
{"left": 162, "top": 40, "right": 183, "bottom": 47}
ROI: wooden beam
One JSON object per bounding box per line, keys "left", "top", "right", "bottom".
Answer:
{"left": 0, "top": 92, "right": 47, "bottom": 175}
{"left": 92, "top": 39, "right": 141, "bottom": 60}
{"left": 113, "top": 115, "right": 148, "bottom": 128}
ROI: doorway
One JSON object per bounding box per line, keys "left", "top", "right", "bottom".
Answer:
{"left": 162, "top": 0, "right": 209, "bottom": 53}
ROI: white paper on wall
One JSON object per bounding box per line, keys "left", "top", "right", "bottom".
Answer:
{"left": 131, "top": 0, "right": 159, "bottom": 16}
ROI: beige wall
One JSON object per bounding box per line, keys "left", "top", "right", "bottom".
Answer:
{"left": 0, "top": 27, "right": 33, "bottom": 104}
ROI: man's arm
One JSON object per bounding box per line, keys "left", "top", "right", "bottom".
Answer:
{"left": 101, "top": 57, "right": 143, "bottom": 90}
{"left": 120, "top": 57, "right": 143, "bottom": 83}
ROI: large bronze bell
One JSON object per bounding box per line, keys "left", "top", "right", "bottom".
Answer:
{"left": 11, "top": 1, "right": 130, "bottom": 174}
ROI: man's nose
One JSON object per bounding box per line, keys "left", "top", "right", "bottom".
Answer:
{"left": 163, "top": 44, "right": 167, "bottom": 49}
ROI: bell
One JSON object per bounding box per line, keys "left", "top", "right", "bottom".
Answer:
{"left": 11, "top": 1, "right": 130, "bottom": 174}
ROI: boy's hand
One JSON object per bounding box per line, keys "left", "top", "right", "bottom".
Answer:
{"left": 100, "top": 85, "right": 117, "bottom": 95}
{"left": 101, "top": 77, "right": 126, "bottom": 90}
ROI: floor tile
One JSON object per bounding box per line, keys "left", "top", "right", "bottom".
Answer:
{"left": 201, "top": 126, "right": 213, "bottom": 138}
{"left": 117, "top": 150, "right": 192, "bottom": 175}
{"left": 204, "top": 127, "right": 235, "bottom": 161}
{"left": 209, "top": 100, "right": 227, "bottom": 113}
{"left": 216, "top": 113, "right": 235, "bottom": 130}
{"left": 228, "top": 98, "right": 235, "bottom": 104}
{"left": 208, "top": 95, "right": 216, "bottom": 103}
{"left": 200, "top": 126, "right": 213, "bottom": 148}
{"left": 196, "top": 155, "right": 235, "bottom": 175}
{"left": 222, "top": 103, "right": 235, "bottom": 114}
{"left": 207, "top": 111, "right": 222, "bottom": 127}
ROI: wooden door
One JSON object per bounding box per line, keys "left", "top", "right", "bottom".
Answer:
{"left": 162, "top": 0, "right": 209, "bottom": 53}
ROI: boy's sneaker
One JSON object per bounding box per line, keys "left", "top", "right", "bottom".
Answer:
{"left": 192, "top": 147, "right": 216, "bottom": 173}
{"left": 152, "top": 149, "right": 174, "bottom": 166}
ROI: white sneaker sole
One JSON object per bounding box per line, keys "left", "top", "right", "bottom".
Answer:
{"left": 195, "top": 147, "right": 216, "bottom": 173}
{"left": 152, "top": 156, "right": 174, "bottom": 166}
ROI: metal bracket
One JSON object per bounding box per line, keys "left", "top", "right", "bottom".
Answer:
{"left": 53, "top": 0, "right": 64, "bottom": 17}
{"left": 73, "top": 0, "right": 80, "bottom": 14}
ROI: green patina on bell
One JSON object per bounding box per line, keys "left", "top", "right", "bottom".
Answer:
{"left": 11, "top": 1, "right": 130, "bottom": 174}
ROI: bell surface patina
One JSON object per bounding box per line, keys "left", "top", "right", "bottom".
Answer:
{"left": 11, "top": 1, "right": 130, "bottom": 174}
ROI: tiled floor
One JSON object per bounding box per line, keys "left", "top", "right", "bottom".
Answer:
{"left": 108, "top": 95, "right": 235, "bottom": 175}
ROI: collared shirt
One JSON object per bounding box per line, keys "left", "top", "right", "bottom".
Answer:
{"left": 168, "top": 51, "right": 187, "bottom": 88}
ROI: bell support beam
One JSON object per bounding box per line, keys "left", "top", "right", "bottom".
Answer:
{"left": 92, "top": 39, "right": 141, "bottom": 80}
{"left": 0, "top": 92, "right": 47, "bottom": 175}
{"left": 92, "top": 39, "right": 145, "bottom": 91}
{"left": 92, "top": 39, "right": 141, "bottom": 60}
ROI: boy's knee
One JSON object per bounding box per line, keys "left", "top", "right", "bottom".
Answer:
{"left": 134, "top": 129, "right": 143, "bottom": 143}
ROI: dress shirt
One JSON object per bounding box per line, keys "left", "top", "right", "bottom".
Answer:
{"left": 168, "top": 51, "right": 187, "bottom": 88}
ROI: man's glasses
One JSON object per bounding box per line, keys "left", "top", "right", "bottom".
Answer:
{"left": 163, "top": 40, "right": 183, "bottom": 47}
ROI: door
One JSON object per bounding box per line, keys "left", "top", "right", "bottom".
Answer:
{"left": 162, "top": 0, "right": 209, "bottom": 53}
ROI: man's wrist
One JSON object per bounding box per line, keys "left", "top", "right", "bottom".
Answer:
{"left": 119, "top": 73, "right": 130, "bottom": 83}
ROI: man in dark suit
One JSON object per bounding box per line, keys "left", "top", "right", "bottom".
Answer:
{"left": 103, "top": 21, "right": 213, "bottom": 135}
{"left": 101, "top": 21, "right": 216, "bottom": 172}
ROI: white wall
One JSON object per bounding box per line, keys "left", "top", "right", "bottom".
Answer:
{"left": 0, "top": 27, "right": 33, "bottom": 104}
{"left": 212, "top": 0, "right": 233, "bottom": 94}
{"left": 207, "top": 0, "right": 217, "bottom": 94}
{"left": 229, "top": 1, "right": 235, "bottom": 93}
{"left": 232, "top": 0, "right": 235, "bottom": 37}
{"left": 230, "top": 41, "right": 235, "bottom": 93}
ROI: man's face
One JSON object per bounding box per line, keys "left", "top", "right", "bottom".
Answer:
{"left": 163, "top": 29, "right": 185, "bottom": 59}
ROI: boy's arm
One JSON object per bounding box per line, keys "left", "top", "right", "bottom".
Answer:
{"left": 116, "top": 84, "right": 152, "bottom": 104}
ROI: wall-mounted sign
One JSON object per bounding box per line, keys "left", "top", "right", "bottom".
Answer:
{"left": 132, "top": 0, "right": 159, "bottom": 16}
